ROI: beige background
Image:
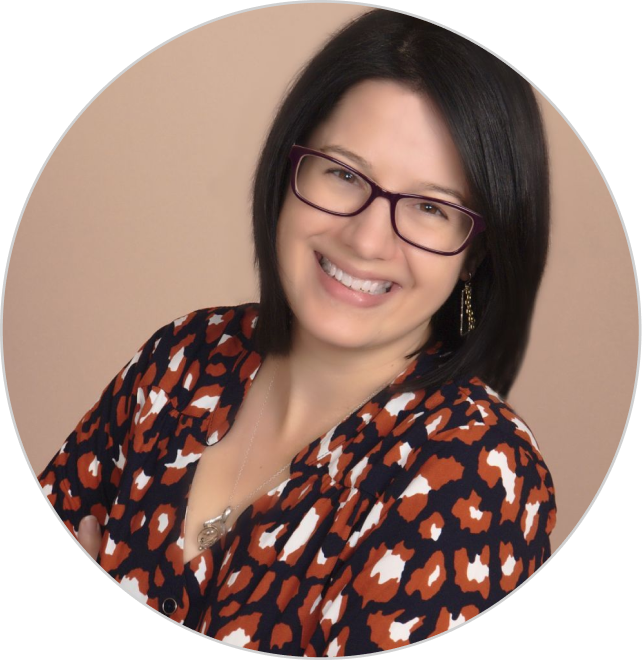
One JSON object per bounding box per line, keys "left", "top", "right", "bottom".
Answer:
{"left": 4, "top": 3, "right": 637, "bottom": 555}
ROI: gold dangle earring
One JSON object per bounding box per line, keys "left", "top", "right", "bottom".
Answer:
{"left": 460, "top": 272, "right": 475, "bottom": 336}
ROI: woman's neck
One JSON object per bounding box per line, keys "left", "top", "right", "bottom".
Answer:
{"left": 260, "top": 322, "right": 427, "bottom": 449}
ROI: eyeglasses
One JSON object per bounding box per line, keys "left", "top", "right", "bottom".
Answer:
{"left": 288, "top": 145, "right": 485, "bottom": 256}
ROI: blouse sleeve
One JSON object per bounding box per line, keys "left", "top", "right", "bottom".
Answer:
{"left": 37, "top": 319, "right": 173, "bottom": 540}
{"left": 303, "top": 415, "right": 557, "bottom": 656}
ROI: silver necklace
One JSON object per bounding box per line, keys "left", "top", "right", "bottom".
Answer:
{"left": 195, "top": 361, "right": 407, "bottom": 552}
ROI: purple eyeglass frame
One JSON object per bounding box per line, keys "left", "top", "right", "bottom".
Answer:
{"left": 288, "top": 144, "right": 486, "bottom": 256}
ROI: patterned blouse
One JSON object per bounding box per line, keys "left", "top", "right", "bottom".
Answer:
{"left": 38, "top": 302, "right": 556, "bottom": 656}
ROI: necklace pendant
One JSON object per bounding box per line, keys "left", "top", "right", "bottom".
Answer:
{"left": 197, "top": 506, "right": 232, "bottom": 551}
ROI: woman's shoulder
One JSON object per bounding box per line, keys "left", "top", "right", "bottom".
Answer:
{"left": 394, "top": 373, "right": 557, "bottom": 541}
{"left": 416, "top": 374, "right": 548, "bottom": 463}
{"left": 131, "top": 302, "right": 259, "bottom": 397}
{"left": 154, "top": 301, "right": 258, "bottom": 338}
{"left": 395, "top": 373, "right": 556, "bottom": 510}
{"left": 146, "top": 301, "right": 260, "bottom": 355}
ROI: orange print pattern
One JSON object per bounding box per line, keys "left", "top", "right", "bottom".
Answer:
{"left": 39, "top": 303, "right": 556, "bottom": 655}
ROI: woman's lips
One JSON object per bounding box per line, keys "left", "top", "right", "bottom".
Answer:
{"left": 314, "top": 250, "right": 399, "bottom": 287}
{"left": 314, "top": 251, "right": 400, "bottom": 308}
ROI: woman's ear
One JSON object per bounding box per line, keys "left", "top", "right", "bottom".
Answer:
{"left": 459, "top": 242, "right": 487, "bottom": 280}
{"left": 470, "top": 245, "right": 487, "bottom": 273}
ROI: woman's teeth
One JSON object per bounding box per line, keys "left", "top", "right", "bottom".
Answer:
{"left": 319, "top": 255, "right": 392, "bottom": 295}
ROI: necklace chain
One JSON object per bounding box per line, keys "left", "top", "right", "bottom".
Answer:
{"left": 194, "top": 361, "right": 406, "bottom": 553}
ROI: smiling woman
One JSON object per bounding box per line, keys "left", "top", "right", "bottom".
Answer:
{"left": 36, "top": 7, "right": 555, "bottom": 656}
{"left": 277, "top": 80, "right": 483, "bottom": 354}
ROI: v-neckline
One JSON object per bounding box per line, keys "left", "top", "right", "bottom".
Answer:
{"left": 179, "top": 346, "right": 313, "bottom": 569}
{"left": 176, "top": 306, "right": 435, "bottom": 570}
{"left": 180, "top": 465, "right": 294, "bottom": 571}
{"left": 178, "top": 356, "right": 392, "bottom": 570}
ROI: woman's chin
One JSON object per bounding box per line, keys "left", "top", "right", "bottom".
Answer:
{"left": 292, "top": 312, "right": 380, "bottom": 352}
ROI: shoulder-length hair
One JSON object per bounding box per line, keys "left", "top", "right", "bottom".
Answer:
{"left": 250, "top": 8, "right": 550, "bottom": 400}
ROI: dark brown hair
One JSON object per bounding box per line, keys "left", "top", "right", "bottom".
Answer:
{"left": 250, "top": 9, "right": 550, "bottom": 399}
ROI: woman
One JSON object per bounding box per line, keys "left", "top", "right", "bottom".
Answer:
{"left": 38, "top": 8, "right": 555, "bottom": 655}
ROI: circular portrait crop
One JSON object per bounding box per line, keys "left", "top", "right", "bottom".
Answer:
{"left": 3, "top": 2, "right": 637, "bottom": 657}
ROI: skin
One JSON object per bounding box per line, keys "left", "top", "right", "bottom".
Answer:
{"left": 77, "top": 79, "right": 485, "bottom": 560}
{"left": 78, "top": 515, "right": 101, "bottom": 559}
{"left": 263, "top": 79, "right": 484, "bottom": 445}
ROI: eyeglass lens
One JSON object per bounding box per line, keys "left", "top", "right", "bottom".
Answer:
{"left": 295, "top": 154, "right": 473, "bottom": 252}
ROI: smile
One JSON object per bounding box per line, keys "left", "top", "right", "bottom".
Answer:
{"left": 317, "top": 253, "right": 393, "bottom": 295}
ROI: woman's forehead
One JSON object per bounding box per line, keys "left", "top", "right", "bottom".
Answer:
{"left": 306, "top": 79, "right": 469, "bottom": 200}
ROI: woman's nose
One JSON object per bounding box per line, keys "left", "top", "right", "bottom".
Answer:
{"left": 339, "top": 196, "right": 398, "bottom": 261}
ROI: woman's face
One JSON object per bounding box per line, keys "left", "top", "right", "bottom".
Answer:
{"left": 276, "top": 79, "right": 475, "bottom": 355}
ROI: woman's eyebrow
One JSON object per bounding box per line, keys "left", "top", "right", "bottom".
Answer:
{"left": 320, "top": 144, "right": 370, "bottom": 170}
{"left": 319, "top": 143, "right": 465, "bottom": 204}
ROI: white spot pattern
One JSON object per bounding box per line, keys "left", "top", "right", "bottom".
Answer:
{"left": 191, "top": 394, "right": 220, "bottom": 412}
{"left": 88, "top": 456, "right": 99, "bottom": 477}
{"left": 348, "top": 501, "right": 384, "bottom": 548}
{"left": 390, "top": 616, "right": 420, "bottom": 642}
{"left": 483, "top": 383, "right": 503, "bottom": 401}
{"left": 511, "top": 416, "right": 540, "bottom": 450}
{"left": 448, "top": 611, "right": 468, "bottom": 629}
{"left": 134, "top": 471, "right": 150, "bottom": 490}
{"left": 385, "top": 392, "right": 416, "bottom": 416}
{"left": 326, "top": 637, "right": 341, "bottom": 657}
{"left": 487, "top": 449, "right": 516, "bottom": 503}
{"left": 310, "top": 594, "right": 322, "bottom": 613}
{"left": 502, "top": 554, "right": 517, "bottom": 576}
{"left": 427, "top": 564, "right": 441, "bottom": 587}
{"left": 165, "top": 450, "right": 201, "bottom": 469}
{"left": 316, "top": 547, "right": 328, "bottom": 565}
{"left": 137, "top": 388, "right": 168, "bottom": 426}
{"left": 280, "top": 508, "right": 320, "bottom": 561}
{"left": 104, "top": 535, "right": 116, "bottom": 555}
{"left": 321, "top": 591, "right": 344, "bottom": 625}
{"left": 425, "top": 414, "right": 444, "bottom": 435}
{"left": 469, "top": 506, "right": 484, "bottom": 520}
{"left": 467, "top": 554, "right": 489, "bottom": 583}
{"left": 397, "top": 442, "right": 412, "bottom": 468}
{"left": 168, "top": 346, "right": 185, "bottom": 372}
{"left": 400, "top": 474, "right": 431, "bottom": 499}
{"left": 114, "top": 446, "right": 125, "bottom": 471}
{"left": 120, "top": 349, "right": 142, "bottom": 382}
{"left": 371, "top": 548, "right": 405, "bottom": 584}
{"left": 523, "top": 501, "right": 540, "bottom": 538}
{"left": 157, "top": 513, "right": 169, "bottom": 534}
{"left": 194, "top": 555, "right": 207, "bottom": 584}
{"left": 259, "top": 524, "right": 285, "bottom": 549}
{"left": 348, "top": 456, "right": 368, "bottom": 487}
{"left": 220, "top": 627, "right": 252, "bottom": 648}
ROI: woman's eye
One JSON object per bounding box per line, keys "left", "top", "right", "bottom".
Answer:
{"left": 328, "top": 168, "right": 357, "bottom": 183}
{"left": 419, "top": 203, "right": 447, "bottom": 218}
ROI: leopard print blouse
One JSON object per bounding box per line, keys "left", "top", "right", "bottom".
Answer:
{"left": 38, "top": 302, "right": 556, "bottom": 655}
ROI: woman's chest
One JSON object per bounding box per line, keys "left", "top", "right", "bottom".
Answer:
{"left": 181, "top": 422, "right": 300, "bottom": 565}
